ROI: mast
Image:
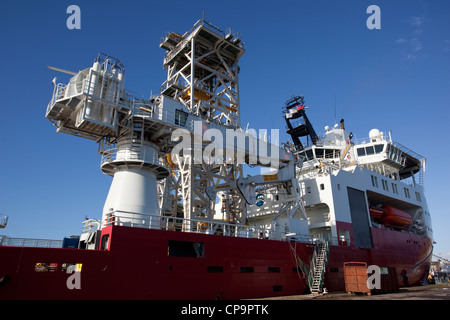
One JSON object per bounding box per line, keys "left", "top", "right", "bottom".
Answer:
{"left": 283, "top": 95, "right": 319, "bottom": 151}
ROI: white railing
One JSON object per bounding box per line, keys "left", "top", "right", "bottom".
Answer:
{"left": 161, "top": 19, "right": 244, "bottom": 65}
{"left": 47, "top": 69, "right": 128, "bottom": 115}
{"left": 104, "top": 210, "right": 270, "bottom": 239}
{"left": 46, "top": 83, "right": 67, "bottom": 116}
{"left": 100, "top": 145, "right": 161, "bottom": 167}
{"left": 0, "top": 235, "right": 62, "bottom": 248}
{"left": 391, "top": 141, "right": 426, "bottom": 162}
{"left": 54, "top": 83, "right": 67, "bottom": 101}
{"left": 355, "top": 136, "right": 425, "bottom": 163}
{"left": 82, "top": 219, "right": 101, "bottom": 234}
{"left": 103, "top": 209, "right": 314, "bottom": 243}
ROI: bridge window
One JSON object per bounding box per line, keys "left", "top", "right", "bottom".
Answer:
{"left": 365, "top": 146, "right": 375, "bottom": 155}
{"left": 357, "top": 148, "right": 365, "bottom": 156}
{"left": 325, "top": 149, "right": 334, "bottom": 159}
{"left": 375, "top": 144, "right": 384, "bottom": 153}
{"left": 335, "top": 149, "right": 340, "bottom": 158}
{"left": 315, "top": 148, "right": 324, "bottom": 159}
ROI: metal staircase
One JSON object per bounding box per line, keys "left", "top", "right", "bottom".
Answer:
{"left": 308, "top": 239, "right": 329, "bottom": 294}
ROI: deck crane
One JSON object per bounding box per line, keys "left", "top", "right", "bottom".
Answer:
{"left": 206, "top": 159, "right": 300, "bottom": 206}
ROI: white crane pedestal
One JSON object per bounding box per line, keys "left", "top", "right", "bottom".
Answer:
{"left": 101, "top": 139, "right": 169, "bottom": 228}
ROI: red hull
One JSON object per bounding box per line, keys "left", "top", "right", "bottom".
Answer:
{"left": 0, "top": 224, "right": 432, "bottom": 300}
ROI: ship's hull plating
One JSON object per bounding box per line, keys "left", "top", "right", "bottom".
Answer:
{"left": 0, "top": 225, "right": 432, "bottom": 300}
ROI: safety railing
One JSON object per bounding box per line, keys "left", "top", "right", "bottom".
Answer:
{"left": 47, "top": 68, "right": 128, "bottom": 113}
{"left": 159, "top": 77, "right": 186, "bottom": 94}
{"left": 307, "top": 238, "right": 330, "bottom": 292}
{"left": 163, "top": 36, "right": 191, "bottom": 65}
{"left": 0, "top": 235, "right": 62, "bottom": 248}
{"left": 162, "top": 18, "right": 244, "bottom": 65}
{"left": 391, "top": 141, "right": 426, "bottom": 186}
{"left": 46, "top": 83, "right": 68, "bottom": 116}
{"left": 100, "top": 145, "right": 161, "bottom": 167}
{"left": 355, "top": 136, "right": 425, "bottom": 165}
{"left": 103, "top": 209, "right": 314, "bottom": 242}
{"left": 104, "top": 210, "right": 271, "bottom": 239}
{"left": 54, "top": 83, "right": 67, "bottom": 102}
{"left": 307, "top": 246, "right": 319, "bottom": 289}
{"left": 82, "top": 219, "right": 101, "bottom": 234}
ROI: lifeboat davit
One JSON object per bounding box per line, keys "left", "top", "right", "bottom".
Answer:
{"left": 380, "top": 205, "right": 413, "bottom": 229}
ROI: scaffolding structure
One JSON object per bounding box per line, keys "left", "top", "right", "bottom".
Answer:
{"left": 159, "top": 19, "right": 247, "bottom": 224}
{"left": 160, "top": 20, "right": 244, "bottom": 128}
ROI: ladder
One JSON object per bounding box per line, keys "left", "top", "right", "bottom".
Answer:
{"left": 340, "top": 143, "right": 351, "bottom": 161}
{"left": 309, "top": 239, "right": 329, "bottom": 294}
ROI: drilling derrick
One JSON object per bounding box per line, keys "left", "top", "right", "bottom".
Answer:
{"left": 160, "top": 20, "right": 244, "bottom": 128}
{"left": 159, "top": 20, "right": 246, "bottom": 224}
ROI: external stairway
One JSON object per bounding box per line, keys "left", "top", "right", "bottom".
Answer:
{"left": 308, "top": 239, "right": 329, "bottom": 294}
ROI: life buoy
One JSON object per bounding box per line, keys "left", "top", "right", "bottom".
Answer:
{"left": 198, "top": 221, "right": 209, "bottom": 231}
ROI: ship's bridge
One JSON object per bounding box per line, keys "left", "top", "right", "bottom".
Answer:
{"left": 353, "top": 129, "right": 425, "bottom": 185}
{"left": 294, "top": 125, "right": 352, "bottom": 173}
{"left": 295, "top": 127, "right": 425, "bottom": 186}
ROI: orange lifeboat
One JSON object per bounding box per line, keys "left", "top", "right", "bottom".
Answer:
{"left": 369, "top": 207, "right": 384, "bottom": 220}
{"left": 380, "top": 205, "right": 412, "bottom": 229}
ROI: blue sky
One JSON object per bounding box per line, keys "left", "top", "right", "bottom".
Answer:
{"left": 1, "top": 0, "right": 449, "bottom": 259}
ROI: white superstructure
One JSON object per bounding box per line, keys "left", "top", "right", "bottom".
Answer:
{"left": 270, "top": 95, "right": 432, "bottom": 247}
